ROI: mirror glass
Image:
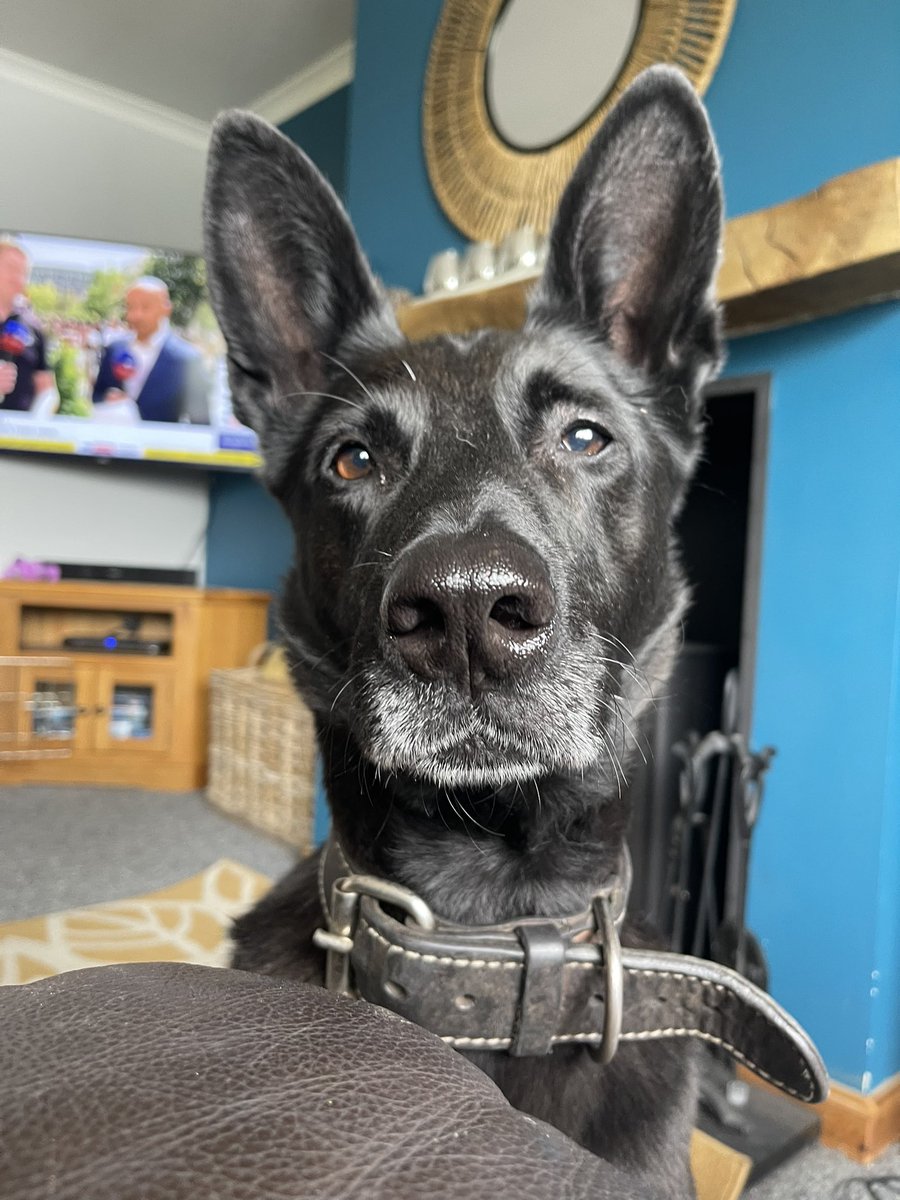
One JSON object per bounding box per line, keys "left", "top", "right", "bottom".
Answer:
{"left": 485, "top": 0, "right": 642, "bottom": 151}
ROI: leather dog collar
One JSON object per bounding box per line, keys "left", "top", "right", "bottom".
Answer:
{"left": 313, "top": 835, "right": 827, "bottom": 1104}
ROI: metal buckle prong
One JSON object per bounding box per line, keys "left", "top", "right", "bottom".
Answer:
{"left": 312, "top": 881, "right": 360, "bottom": 994}
{"left": 313, "top": 873, "right": 437, "bottom": 996}
{"left": 312, "top": 930, "right": 353, "bottom": 955}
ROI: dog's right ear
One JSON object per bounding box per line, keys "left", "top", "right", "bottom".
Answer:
{"left": 203, "top": 111, "right": 399, "bottom": 470}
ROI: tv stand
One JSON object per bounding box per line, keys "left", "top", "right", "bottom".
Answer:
{"left": 0, "top": 580, "right": 269, "bottom": 791}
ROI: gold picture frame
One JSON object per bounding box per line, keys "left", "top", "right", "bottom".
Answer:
{"left": 423, "top": 0, "right": 737, "bottom": 242}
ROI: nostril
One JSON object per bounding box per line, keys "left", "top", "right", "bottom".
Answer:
{"left": 489, "top": 594, "right": 536, "bottom": 632}
{"left": 388, "top": 598, "right": 445, "bottom": 638}
{"left": 490, "top": 589, "right": 556, "bottom": 636}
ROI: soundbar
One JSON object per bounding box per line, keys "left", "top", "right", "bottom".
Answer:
{"left": 56, "top": 563, "right": 197, "bottom": 586}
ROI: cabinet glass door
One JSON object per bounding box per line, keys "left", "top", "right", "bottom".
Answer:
{"left": 108, "top": 685, "right": 155, "bottom": 741}
{"left": 94, "top": 665, "right": 173, "bottom": 755}
{"left": 30, "top": 680, "right": 78, "bottom": 740}
{"left": 9, "top": 663, "right": 92, "bottom": 757}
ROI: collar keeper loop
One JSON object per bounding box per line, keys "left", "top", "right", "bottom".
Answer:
{"left": 511, "top": 923, "right": 567, "bottom": 1057}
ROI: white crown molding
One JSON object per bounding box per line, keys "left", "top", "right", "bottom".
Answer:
{"left": 248, "top": 40, "right": 355, "bottom": 126}
{"left": 0, "top": 47, "right": 210, "bottom": 151}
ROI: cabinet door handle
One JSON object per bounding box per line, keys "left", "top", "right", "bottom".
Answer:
{"left": 94, "top": 705, "right": 107, "bottom": 715}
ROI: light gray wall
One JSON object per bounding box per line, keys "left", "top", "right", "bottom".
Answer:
{"left": 1, "top": 456, "right": 208, "bottom": 577}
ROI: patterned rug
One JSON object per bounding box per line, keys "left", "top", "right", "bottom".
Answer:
{"left": 0, "top": 858, "right": 271, "bottom": 986}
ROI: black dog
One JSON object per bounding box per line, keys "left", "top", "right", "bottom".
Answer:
{"left": 204, "top": 66, "right": 723, "bottom": 1198}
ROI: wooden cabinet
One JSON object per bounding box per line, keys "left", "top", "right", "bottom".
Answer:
{"left": 0, "top": 580, "right": 270, "bottom": 791}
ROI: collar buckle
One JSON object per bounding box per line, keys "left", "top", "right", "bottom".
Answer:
{"left": 313, "top": 873, "right": 437, "bottom": 995}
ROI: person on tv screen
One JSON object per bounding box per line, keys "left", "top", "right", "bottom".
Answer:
{"left": 93, "top": 277, "right": 209, "bottom": 424}
{"left": 0, "top": 239, "right": 58, "bottom": 415}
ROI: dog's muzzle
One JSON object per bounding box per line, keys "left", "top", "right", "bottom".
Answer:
{"left": 313, "top": 836, "right": 828, "bottom": 1105}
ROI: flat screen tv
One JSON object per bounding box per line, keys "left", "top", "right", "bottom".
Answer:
{"left": 0, "top": 231, "right": 260, "bottom": 469}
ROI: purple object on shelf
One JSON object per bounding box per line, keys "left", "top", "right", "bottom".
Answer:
{"left": 3, "top": 558, "right": 62, "bottom": 582}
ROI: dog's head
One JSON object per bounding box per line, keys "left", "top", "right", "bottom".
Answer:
{"left": 204, "top": 66, "right": 723, "bottom": 795}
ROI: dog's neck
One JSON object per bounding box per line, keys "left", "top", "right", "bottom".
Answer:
{"left": 322, "top": 730, "right": 630, "bottom": 925}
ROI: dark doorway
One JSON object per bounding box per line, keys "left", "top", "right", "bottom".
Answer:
{"left": 626, "top": 375, "right": 770, "bottom": 944}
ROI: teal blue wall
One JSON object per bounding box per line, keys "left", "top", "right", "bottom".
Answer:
{"left": 204, "top": 472, "right": 290, "bottom": 597}
{"left": 348, "top": 0, "right": 462, "bottom": 292}
{"left": 280, "top": 87, "right": 351, "bottom": 199}
{"left": 346, "top": 1, "right": 900, "bottom": 1089}
{"left": 727, "top": 308, "right": 900, "bottom": 1092}
{"left": 705, "top": 0, "right": 900, "bottom": 218}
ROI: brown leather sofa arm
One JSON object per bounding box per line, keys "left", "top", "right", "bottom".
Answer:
{"left": 0, "top": 961, "right": 665, "bottom": 1200}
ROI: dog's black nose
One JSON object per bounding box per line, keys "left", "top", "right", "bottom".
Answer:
{"left": 382, "top": 532, "right": 555, "bottom": 690}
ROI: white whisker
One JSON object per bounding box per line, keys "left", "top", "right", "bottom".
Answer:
{"left": 329, "top": 670, "right": 367, "bottom": 716}
{"left": 320, "top": 350, "right": 378, "bottom": 406}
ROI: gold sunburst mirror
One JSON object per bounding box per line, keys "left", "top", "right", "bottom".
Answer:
{"left": 423, "top": 0, "right": 736, "bottom": 242}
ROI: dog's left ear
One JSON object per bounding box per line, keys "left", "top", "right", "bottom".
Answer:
{"left": 528, "top": 66, "right": 723, "bottom": 403}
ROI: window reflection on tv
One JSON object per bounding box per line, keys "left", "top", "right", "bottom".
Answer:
{"left": 0, "top": 231, "right": 260, "bottom": 469}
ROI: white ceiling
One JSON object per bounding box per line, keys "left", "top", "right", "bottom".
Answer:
{"left": 1, "top": 0, "right": 356, "bottom": 122}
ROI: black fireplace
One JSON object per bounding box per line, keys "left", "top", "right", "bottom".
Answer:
{"left": 626, "top": 374, "right": 771, "bottom": 956}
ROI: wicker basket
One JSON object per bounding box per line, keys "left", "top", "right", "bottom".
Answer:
{"left": 207, "top": 667, "right": 316, "bottom": 850}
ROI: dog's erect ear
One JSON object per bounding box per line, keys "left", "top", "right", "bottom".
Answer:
{"left": 528, "top": 66, "right": 723, "bottom": 395}
{"left": 203, "top": 111, "right": 399, "bottom": 460}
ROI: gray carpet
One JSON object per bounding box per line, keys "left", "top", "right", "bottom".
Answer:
{"left": 0, "top": 784, "right": 296, "bottom": 922}
{"left": 748, "top": 1137, "right": 900, "bottom": 1195}
{"left": 749, "top": 1141, "right": 900, "bottom": 1198}
{"left": 0, "top": 784, "right": 896, "bottom": 1196}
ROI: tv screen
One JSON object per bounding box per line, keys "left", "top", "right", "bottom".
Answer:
{"left": 0, "top": 231, "right": 260, "bottom": 469}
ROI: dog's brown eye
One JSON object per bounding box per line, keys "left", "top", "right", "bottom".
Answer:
{"left": 333, "top": 443, "right": 374, "bottom": 481}
{"left": 561, "top": 423, "right": 610, "bottom": 456}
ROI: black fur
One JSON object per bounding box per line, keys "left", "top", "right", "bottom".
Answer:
{"left": 204, "top": 66, "right": 724, "bottom": 1199}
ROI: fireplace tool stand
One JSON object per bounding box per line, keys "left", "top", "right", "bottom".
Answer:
{"left": 667, "top": 673, "right": 821, "bottom": 1184}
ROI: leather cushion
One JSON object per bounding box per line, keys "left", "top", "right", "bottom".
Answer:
{"left": 0, "top": 961, "right": 665, "bottom": 1200}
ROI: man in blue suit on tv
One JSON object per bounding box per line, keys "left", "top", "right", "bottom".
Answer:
{"left": 93, "top": 277, "right": 209, "bottom": 423}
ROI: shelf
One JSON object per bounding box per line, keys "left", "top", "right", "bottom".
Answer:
{"left": 1, "top": 579, "right": 270, "bottom": 606}
{"left": 19, "top": 605, "right": 175, "bottom": 659}
{"left": 19, "top": 648, "right": 175, "bottom": 666}
{"left": 397, "top": 158, "right": 900, "bottom": 342}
